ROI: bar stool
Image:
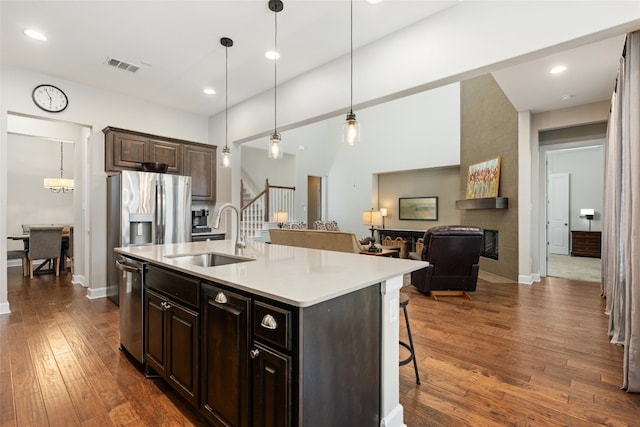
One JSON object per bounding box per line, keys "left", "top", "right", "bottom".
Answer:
{"left": 399, "top": 293, "right": 420, "bottom": 384}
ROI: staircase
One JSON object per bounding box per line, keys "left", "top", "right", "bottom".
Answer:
{"left": 240, "top": 178, "right": 295, "bottom": 242}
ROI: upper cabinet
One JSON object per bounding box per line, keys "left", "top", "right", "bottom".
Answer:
{"left": 104, "top": 127, "right": 217, "bottom": 203}
{"left": 184, "top": 145, "right": 216, "bottom": 203}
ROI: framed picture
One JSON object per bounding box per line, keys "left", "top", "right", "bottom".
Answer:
{"left": 465, "top": 156, "right": 501, "bottom": 199}
{"left": 399, "top": 197, "right": 438, "bottom": 221}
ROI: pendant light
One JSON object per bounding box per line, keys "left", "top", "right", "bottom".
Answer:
{"left": 44, "top": 141, "right": 74, "bottom": 193}
{"left": 220, "top": 37, "right": 233, "bottom": 168}
{"left": 268, "top": 0, "right": 284, "bottom": 159}
{"left": 342, "top": 0, "right": 360, "bottom": 146}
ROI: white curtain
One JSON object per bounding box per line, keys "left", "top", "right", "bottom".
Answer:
{"left": 603, "top": 31, "right": 640, "bottom": 392}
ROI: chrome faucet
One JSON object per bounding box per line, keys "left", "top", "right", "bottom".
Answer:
{"left": 213, "top": 203, "right": 246, "bottom": 255}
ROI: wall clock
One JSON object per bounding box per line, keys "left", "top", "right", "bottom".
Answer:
{"left": 32, "top": 84, "right": 69, "bottom": 112}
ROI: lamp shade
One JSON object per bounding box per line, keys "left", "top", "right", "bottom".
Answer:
{"left": 380, "top": 208, "right": 388, "bottom": 217}
{"left": 580, "top": 208, "right": 595, "bottom": 217}
{"left": 274, "top": 211, "right": 289, "bottom": 223}
{"left": 44, "top": 177, "right": 74, "bottom": 193}
{"left": 362, "top": 210, "right": 383, "bottom": 227}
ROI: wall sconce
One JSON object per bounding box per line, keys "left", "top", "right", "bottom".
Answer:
{"left": 362, "top": 209, "right": 383, "bottom": 252}
{"left": 380, "top": 208, "right": 388, "bottom": 229}
{"left": 580, "top": 208, "right": 595, "bottom": 231}
{"left": 274, "top": 211, "right": 289, "bottom": 228}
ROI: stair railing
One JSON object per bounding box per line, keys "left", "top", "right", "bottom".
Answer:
{"left": 240, "top": 179, "right": 295, "bottom": 239}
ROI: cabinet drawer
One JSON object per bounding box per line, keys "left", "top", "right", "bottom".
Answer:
{"left": 253, "top": 301, "right": 291, "bottom": 351}
{"left": 146, "top": 265, "right": 199, "bottom": 309}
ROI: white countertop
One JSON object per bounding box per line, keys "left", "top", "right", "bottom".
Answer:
{"left": 115, "top": 240, "right": 428, "bottom": 307}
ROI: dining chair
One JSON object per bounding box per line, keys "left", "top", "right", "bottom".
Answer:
{"left": 7, "top": 249, "right": 28, "bottom": 276}
{"left": 27, "top": 226, "right": 64, "bottom": 279}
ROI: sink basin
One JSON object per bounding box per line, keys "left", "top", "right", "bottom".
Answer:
{"left": 166, "top": 252, "right": 254, "bottom": 267}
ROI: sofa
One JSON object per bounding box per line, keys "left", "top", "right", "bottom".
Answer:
{"left": 269, "top": 228, "right": 363, "bottom": 254}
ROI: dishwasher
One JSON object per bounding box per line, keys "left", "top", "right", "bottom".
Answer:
{"left": 115, "top": 256, "right": 147, "bottom": 364}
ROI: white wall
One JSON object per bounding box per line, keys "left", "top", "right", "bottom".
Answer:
{"left": 1, "top": 64, "right": 209, "bottom": 310}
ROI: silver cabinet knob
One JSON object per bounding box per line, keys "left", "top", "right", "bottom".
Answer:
{"left": 260, "top": 314, "right": 278, "bottom": 330}
{"left": 250, "top": 349, "right": 260, "bottom": 359}
{"left": 161, "top": 301, "right": 171, "bottom": 309}
{"left": 214, "top": 292, "right": 228, "bottom": 304}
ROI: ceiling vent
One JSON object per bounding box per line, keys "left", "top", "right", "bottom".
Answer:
{"left": 105, "top": 57, "right": 140, "bottom": 73}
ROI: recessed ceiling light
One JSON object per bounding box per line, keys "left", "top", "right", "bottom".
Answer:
{"left": 561, "top": 94, "right": 574, "bottom": 101}
{"left": 203, "top": 88, "right": 216, "bottom": 95}
{"left": 550, "top": 65, "right": 567, "bottom": 74}
{"left": 365, "top": 0, "right": 383, "bottom": 4}
{"left": 23, "top": 29, "right": 47, "bottom": 41}
{"left": 265, "top": 51, "right": 280, "bottom": 60}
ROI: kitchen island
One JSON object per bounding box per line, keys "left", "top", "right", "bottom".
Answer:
{"left": 115, "top": 239, "right": 427, "bottom": 427}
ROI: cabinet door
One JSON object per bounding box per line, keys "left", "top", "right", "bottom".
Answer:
{"left": 113, "top": 132, "right": 147, "bottom": 170}
{"left": 145, "top": 290, "right": 166, "bottom": 376}
{"left": 149, "top": 139, "right": 183, "bottom": 174}
{"left": 252, "top": 343, "right": 291, "bottom": 427}
{"left": 166, "top": 302, "right": 199, "bottom": 405}
{"left": 201, "top": 284, "right": 250, "bottom": 427}
{"left": 185, "top": 145, "right": 216, "bottom": 203}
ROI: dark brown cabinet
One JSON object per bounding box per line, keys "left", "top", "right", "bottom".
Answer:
{"left": 139, "top": 263, "right": 380, "bottom": 427}
{"left": 148, "top": 138, "right": 183, "bottom": 173}
{"left": 105, "top": 129, "right": 183, "bottom": 174}
{"left": 200, "top": 283, "right": 251, "bottom": 427}
{"left": 145, "top": 289, "right": 199, "bottom": 406}
{"left": 103, "top": 127, "right": 216, "bottom": 203}
{"left": 145, "top": 265, "right": 200, "bottom": 407}
{"left": 184, "top": 144, "right": 217, "bottom": 202}
{"left": 251, "top": 343, "right": 291, "bottom": 427}
{"left": 571, "top": 231, "right": 601, "bottom": 258}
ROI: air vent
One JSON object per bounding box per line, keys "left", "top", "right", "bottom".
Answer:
{"left": 105, "top": 57, "right": 140, "bottom": 73}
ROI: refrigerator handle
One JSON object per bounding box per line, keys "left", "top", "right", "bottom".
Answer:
{"left": 155, "top": 181, "right": 163, "bottom": 244}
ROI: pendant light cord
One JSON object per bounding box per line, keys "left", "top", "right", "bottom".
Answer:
{"left": 59, "top": 141, "right": 64, "bottom": 178}
{"left": 274, "top": 9, "right": 278, "bottom": 133}
{"left": 225, "top": 42, "right": 228, "bottom": 150}
{"left": 350, "top": 0, "right": 353, "bottom": 114}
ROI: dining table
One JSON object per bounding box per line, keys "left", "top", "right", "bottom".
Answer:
{"left": 7, "top": 228, "right": 71, "bottom": 275}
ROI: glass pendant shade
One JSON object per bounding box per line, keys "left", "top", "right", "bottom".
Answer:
{"left": 342, "top": 111, "right": 360, "bottom": 146}
{"left": 221, "top": 146, "right": 232, "bottom": 168}
{"left": 268, "top": 132, "right": 283, "bottom": 159}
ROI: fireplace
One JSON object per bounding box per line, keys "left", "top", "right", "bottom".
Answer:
{"left": 481, "top": 229, "right": 499, "bottom": 260}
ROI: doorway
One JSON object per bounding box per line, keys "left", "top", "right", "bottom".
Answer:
{"left": 5, "top": 113, "right": 90, "bottom": 286}
{"left": 543, "top": 142, "right": 604, "bottom": 282}
{"left": 307, "top": 175, "right": 322, "bottom": 226}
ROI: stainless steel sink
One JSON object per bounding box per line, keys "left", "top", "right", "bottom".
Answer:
{"left": 166, "top": 252, "right": 254, "bottom": 267}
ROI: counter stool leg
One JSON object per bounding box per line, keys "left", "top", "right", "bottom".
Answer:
{"left": 399, "top": 299, "right": 421, "bottom": 385}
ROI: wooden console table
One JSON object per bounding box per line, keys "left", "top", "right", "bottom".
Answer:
{"left": 571, "top": 231, "right": 601, "bottom": 258}
{"left": 379, "top": 229, "right": 424, "bottom": 252}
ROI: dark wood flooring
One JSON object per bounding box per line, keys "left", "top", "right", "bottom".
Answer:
{"left": 1, "top": 267, "right": 639, "bottom": 426}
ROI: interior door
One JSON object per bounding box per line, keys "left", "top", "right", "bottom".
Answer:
{"left": 307, "top": 176, "right": 321, "bottom": 226}
{"left": 548, "top": 172, "right": 570, "bottom": 255}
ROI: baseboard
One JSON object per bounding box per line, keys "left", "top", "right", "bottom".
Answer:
{"left": 7, "top": 259, "right": 21, "bottom": 268}
{"left": 518, "top": 273, "right": 541, "bottom": 285}
{"left": 0, "top": 301, "right": 10, "bottom": 315}
{"left": 86, "top": 286, "right": 107, "bottom": 300}
{"left": 71, "top": 274, "right": 86, "bottom": 286}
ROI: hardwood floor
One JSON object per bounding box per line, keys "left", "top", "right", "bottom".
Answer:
{"left": 1, "top": 267, "right": 639, "bottom": 426}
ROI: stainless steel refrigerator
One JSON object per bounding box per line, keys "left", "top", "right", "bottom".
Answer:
{"left": 107, "top": 170, "right": 192, "bottom": 305}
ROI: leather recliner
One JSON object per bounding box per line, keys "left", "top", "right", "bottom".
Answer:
{"left": 410, "top": 225, "right": 483, "bottom": 296}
